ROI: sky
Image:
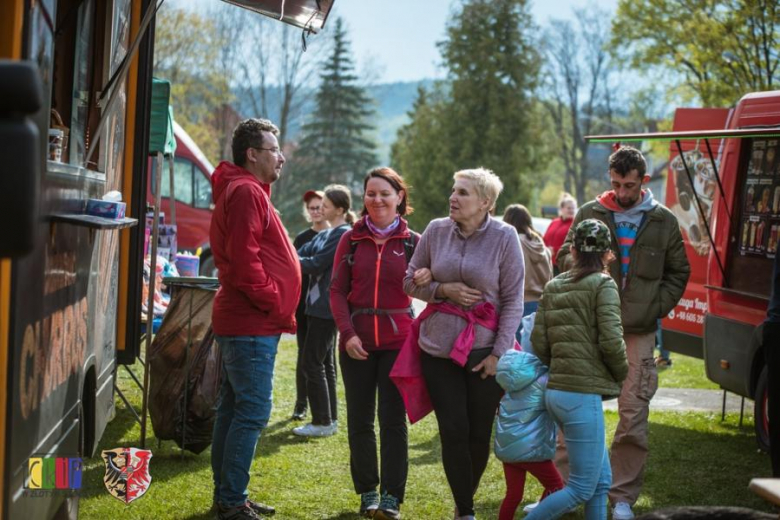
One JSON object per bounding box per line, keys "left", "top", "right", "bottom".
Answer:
{"left": 329, "top": 0, "right": 620, "bottom": 83}
{"left": 188, "top": 0, "right": 620, "bottom": 84}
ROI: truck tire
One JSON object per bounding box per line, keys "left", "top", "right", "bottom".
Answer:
{"left": 755, "top": 365, "right": 770, "bottom": 452}
{"left": 200, "top": 252, "right": 217, "bottom": 277}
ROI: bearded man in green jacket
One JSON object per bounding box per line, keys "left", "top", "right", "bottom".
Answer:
{"left": 557, "top": 146, "right": 690, "bottom": 520}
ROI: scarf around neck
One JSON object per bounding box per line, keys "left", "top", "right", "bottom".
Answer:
{"left": 365, "top": 215, "right": 400, "bottom": 239}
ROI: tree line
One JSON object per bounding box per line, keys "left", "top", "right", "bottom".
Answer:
{"left": 153, "top": 0, "right": 780, "bottom": 234}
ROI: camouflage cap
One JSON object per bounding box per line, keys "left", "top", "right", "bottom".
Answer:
{"left": 573, "top": 219, "right": 612, "bottom": 253}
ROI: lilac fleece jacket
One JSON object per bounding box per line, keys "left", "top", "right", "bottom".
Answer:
{"left": 403, "top": 216, "right": 525, "bottom": 359}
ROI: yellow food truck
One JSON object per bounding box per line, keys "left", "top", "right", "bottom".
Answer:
{"left": 0, "top": 1, "right": 332, "bottom": 517}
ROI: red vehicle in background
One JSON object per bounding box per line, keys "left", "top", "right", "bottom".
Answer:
{"left": 590, "top": 91, "right": 780, "bottom": 450}
{"left": 661, "top": 108, "right": 731, "bottom": 355}
{"left": 147, "top": 122, "right": 217, "bottom": 275}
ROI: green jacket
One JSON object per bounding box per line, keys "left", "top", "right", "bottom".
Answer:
{"left": 557, "top": 200, "right": 691, "bottom": 334}
{"left": 531, "top": 271, "right": 628, "bottom": 397}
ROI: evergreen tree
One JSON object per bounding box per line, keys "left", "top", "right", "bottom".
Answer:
{"left": 391, "top": 87, "right": 454, "bottom": 231}
{"left": 392, "top": 0, "right": 545, "bottom": 230}
{"left": 280, "top": 18, "right": 378, "bottom": 232}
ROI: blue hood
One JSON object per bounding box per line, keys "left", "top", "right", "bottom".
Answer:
{"left": 496, "top": 350, "right": 547, "bottom": 393}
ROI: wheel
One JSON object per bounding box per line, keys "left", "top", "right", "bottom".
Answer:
{"left": 200, "top": 253, "right": 217, "bottom": 277}
{"left": 754, "top": 365, "right": 770, "bottom": 452}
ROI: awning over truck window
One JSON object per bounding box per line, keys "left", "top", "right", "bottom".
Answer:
{"left": 585, "top": 127, "right": 780, "bottom": 143}
{"left": 220, "top": 0, "right": 334, "bottom": 33}
{"left": 148, "top": 78, "right": 176, "bottom": 157}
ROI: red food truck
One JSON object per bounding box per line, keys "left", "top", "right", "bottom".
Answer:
{"left": 146, "top": 122, "right": 217, "bottom": 274}
{"left": 589, "top": 90, "right": 780, "bottom": 450}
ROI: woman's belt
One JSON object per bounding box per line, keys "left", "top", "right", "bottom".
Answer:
{"left": 350, "top": 306, "right": 414, "bottom": 335}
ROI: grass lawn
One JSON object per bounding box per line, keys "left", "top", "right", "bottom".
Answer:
{"left": 79, "top": 339, "right": 774, "bottom": 519}
{"left": 656, "top": 353, "right": 719, "bottom": 390}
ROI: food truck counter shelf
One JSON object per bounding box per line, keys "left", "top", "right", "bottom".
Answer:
{"left": 50, "top": 213, "right": 138, "bottom": 229}
{"left": 163, "top": 276, "right": 219, "bottom": 289}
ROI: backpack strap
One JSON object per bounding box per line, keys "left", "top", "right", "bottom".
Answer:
{"left": 347, "top": 239, "right": 359, "bottom": 266}
{"left": 403, "top": 231, "right": 420, "bottom": 265}
{"left": 347, "top": 231, "right": 419, "bottom": 266}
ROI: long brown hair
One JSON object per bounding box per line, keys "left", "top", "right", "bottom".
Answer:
{"left": 324, "top": 184, "right": 357, "bottom": 225}
{"left": 361, "top": 167, "right": 414, "bottom": 217}
{"left": 503, "top": 204, "right": 541, "bottom": 241}
{"left": 571, "top": 249, "right": 608, "bottom": 282}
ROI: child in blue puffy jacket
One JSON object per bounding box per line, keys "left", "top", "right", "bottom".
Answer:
{"left": 494, "top": 314, "right": 563, "bottom": 520}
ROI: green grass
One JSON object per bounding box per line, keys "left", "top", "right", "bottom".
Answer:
{"left": 657, "top": 353, "right": 719, "bottom": 390}
{"left": 79, "top": 340, "right": 773, "bottom": 519}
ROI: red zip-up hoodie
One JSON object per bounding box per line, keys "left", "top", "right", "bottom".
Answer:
{"left": 330, "top": 216, "right": 417, "bottom": 351}
{"left": 209, "top": 161, "right": 301, "bottom": 336}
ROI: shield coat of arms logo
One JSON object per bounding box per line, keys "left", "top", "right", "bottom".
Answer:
{"left": 101, "top": 448, "right": 152, "bottom": 503}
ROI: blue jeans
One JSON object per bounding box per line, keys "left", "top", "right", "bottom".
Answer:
{"left": 656, "top": 319, "right": 670, "bottom": 361}
{"left": 527, "top": 389, "right": 611, "bottom": 520}
{"left": 515, "top": 300, "right": 539, "bottom": 343}
{"left": 211, "top": 335, "right": 280, "bottom": 507}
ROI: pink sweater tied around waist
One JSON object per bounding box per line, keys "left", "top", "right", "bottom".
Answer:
{"left": 390, "top": 301, "right": 514, "bottom": 424}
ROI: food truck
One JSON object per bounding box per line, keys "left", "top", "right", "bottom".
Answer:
{"left": 588, "top": 90, "right": 780, "bottom": 450}
{"left": 0, "top": 1, "right": 332, "bottom": 518}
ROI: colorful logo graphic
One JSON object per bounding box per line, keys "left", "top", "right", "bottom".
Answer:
{"left": 26, "top": 457, "right": 82, "bottom": 491}
{"left": 101, "top": 447, "right": 152, "bottom": 503}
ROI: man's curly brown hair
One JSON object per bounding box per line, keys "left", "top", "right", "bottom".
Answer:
{"left": 609, "top": 145, "right": 647, "bottom": 178}
{"left": 232, "top": 118, "right": 279, "bottom": 167}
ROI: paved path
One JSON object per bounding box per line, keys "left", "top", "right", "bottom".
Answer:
{"left": 603, "top": 387, "right": 754, "bottom": 414}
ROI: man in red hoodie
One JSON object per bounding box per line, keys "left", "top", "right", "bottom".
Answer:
{"left": 209, "top": 118, "right": 301, "bottom": 520}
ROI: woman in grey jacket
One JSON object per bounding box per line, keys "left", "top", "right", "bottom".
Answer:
{"left": 528, "top": 219, "right": 628, "bottom": 520}
{"left": 404, "top": 168, "right": 524, "bottom": 520}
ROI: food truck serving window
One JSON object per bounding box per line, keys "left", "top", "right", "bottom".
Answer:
{"left": 727, "top": 137, "right": 780, "bottom": 297}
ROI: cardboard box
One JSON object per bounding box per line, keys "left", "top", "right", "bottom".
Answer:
{"left": 86, "top": 199, "right": 126, "bottom": 219}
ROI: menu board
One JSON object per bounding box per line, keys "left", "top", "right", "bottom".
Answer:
{"left": 739, "top": 139, "right": 780, "bottom": 258}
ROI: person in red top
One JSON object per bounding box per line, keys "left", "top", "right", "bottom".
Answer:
{"left": 330, "top": 167, "right": 419, "bottom": 520}
{"left": 543, "top": 192, "right": 578, "bottom": 272}
{"left": 209, "top": 118, "right": 301, "bottom": 520}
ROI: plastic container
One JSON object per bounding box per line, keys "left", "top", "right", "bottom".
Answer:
{"left": 175, "top": 253, "right": 200, "bottom": 277}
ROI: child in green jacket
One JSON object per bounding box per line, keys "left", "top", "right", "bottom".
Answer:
{"left": 528, "top": 219, "right": 628, "bottom": 520}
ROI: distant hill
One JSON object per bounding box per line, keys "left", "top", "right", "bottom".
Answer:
{"left": 368, "top": 79, "right": 435, "bottom": 164}
{"left": 233, "top": 79, "right": 436, "bottom": 164}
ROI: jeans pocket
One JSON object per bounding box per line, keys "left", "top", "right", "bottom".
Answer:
{"left": 638, "top": 359, "right": 658, "bottom": 401}
{"left": 547, "top": 390, "right": 584, "bottom": 414}
{"left": 217, "top": 336, "right": 237, "bottom": 365}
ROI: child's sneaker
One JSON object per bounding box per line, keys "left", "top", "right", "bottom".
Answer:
{"left": 375, "top": 491, "right": 401, "bottom": 520}
{"left": 654, "top": 356, "right": 672, "bottom": 368}
{"left": 612, "top": 502, "right": 635, "bottom": 520}
{"left": 360, "top": 490, "right": 380, "bottom": 517}
{"left": 292, "top": 423, "right": 336, "bottom": 437}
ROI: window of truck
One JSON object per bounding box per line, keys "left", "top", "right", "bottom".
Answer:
{"left": 728, "top": 137, "right": 779, "bottom": 297}
{"left": 193, "top": 168, "right": 212, "bottom": 209}
{"left": 50, "top": 0, "right": 109, "bottom": 171}
{"left": 151, "top": 157, "right": 197, "bottom": 205}
{"left": 151, "top": 157, "right": 213, "bottom": 209}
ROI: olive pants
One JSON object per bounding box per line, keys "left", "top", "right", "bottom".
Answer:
{"left": 608, "top": 332, "right": 657, "bottom": 506}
